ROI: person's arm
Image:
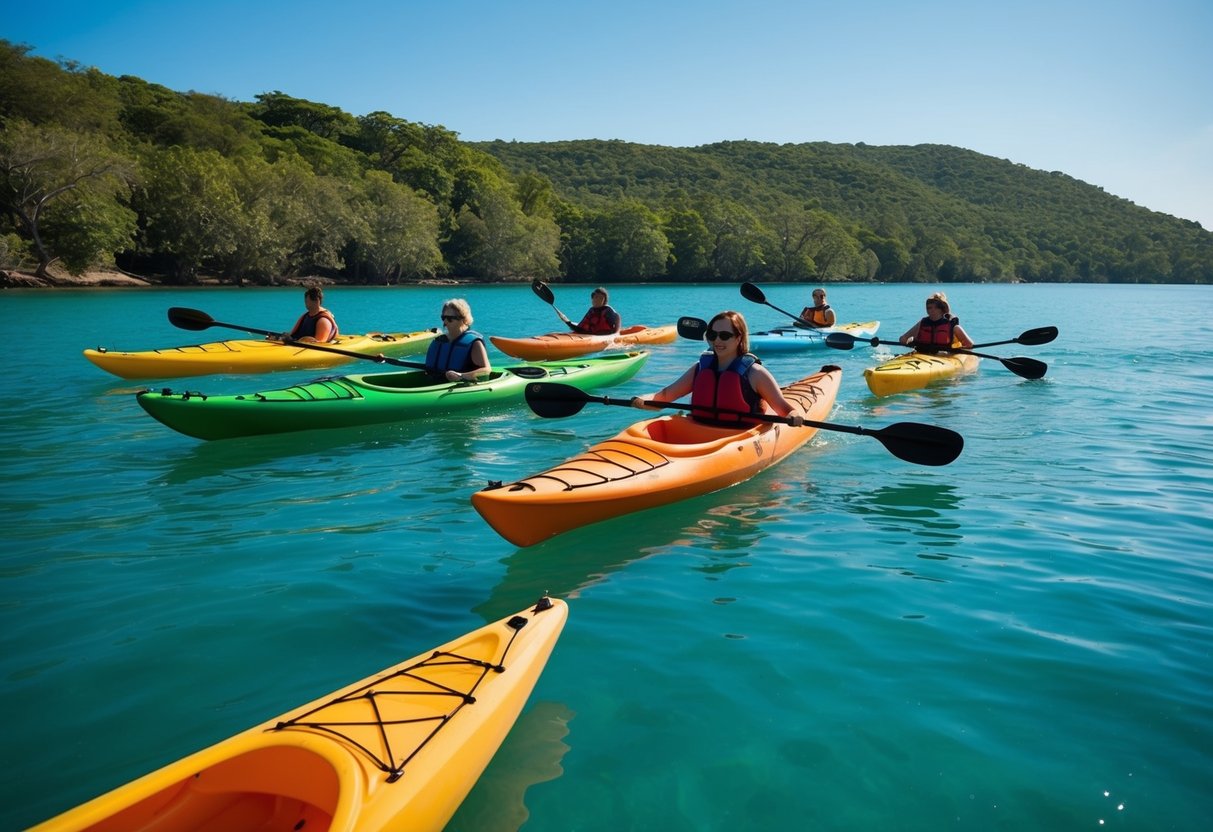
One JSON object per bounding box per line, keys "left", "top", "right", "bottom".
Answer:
{"left": 632, "top": 366, "right": 696, "bottom": 408}
{"left": 822, "top": 308, "right": 836, "bottom": 327}
{"left": 899, "top": 323, "right": 920, "bottom": 346}
{"left": 311, "top": 315, "right": 335, "bottom": 344}
{"left": 606, "top": 307, "right": 621, "bottom": 334}
{"left": 952, "top": 324, "right": 974, "bottom": 349}
{"left": 748, "top": 365, "right": 804, "bottom": 425}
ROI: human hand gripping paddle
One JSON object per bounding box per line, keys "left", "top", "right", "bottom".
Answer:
{"left": 523, "top": 382, "right": 964, "bottom": 467}
{"left": 823, "top": 327, "right": 1057, "bottom": 380}
{"left": 531, "top": 280, "right": 578, "bottom": 331}
{"left": 167, "top": 307, "right": 429, "bottom": 370}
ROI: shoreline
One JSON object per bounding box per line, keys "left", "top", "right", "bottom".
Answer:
{"left": 0, "top": 268, "right": 478, "bottom": 289}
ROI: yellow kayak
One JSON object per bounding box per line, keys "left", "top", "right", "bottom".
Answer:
{"left": 31, "top": 598, "right": 567, "bottom": 832}
{"left": 864, "top": 351, "right": 980, "bottom": 396}
{"left": 83, "top": 330, "right": 439, "bottom": 379}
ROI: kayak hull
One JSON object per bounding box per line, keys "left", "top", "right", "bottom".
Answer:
{"left": 490, "top": 324, "right": 676, "bottom": 360}
{"left": 30, "top": 598, "right": 567, "bottom": 832}
{"left": 750, "top": 321, "right": 880, "bottom": 352}
{"left": 137, "top": 352, "right": 649, "bottom": 440}
{"left": 863, "top": 351, "right": 980, "bottom": 396}
{"left": 84, "top": 330, "right": 440, "bottom": 379}
{"left": 472, "top": 366, "right": 842, "bottom": 547}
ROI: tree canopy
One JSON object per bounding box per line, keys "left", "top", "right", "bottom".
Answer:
{"left": 1, "top": 39, "right": 1209, "bottom": 285}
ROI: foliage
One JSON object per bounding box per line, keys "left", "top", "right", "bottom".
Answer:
{"left": 1, "top": 39, "right": 1209, "bottom": 285}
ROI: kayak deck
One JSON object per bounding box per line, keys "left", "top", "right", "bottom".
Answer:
{"left": 750, "top": 321, "right": 880, "bottom": 351}
{"left": 489, "top": 324, "right": 676, "bottom": 360}
{"left": 137, "top": 352, "right": 649, "bottom": 440}
{"left": 863, "top": 351, "right": 980, "bottom": 396}
{"left": 30, "top": 598, "right": 567, "bottom": 832}
{"left": 472, "top": 365, "right": 842, "bottom": 547}
{"left": 84, "top": 330, "right": 439, "bottom": 379}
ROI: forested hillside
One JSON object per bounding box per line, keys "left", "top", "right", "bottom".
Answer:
{"left": 2, "top": 40, "right": 1209, "bottom": 285}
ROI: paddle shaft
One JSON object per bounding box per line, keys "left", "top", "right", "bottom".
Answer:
{"left": 531, "top": 280, "right": 574, "bottom": 326}
{"left": 167, "top": 308, "right": 428, "bottom": 370}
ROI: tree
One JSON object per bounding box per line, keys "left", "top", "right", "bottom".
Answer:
{"left": 135, "top": 146, "right": 243, "bottom": 282}
{"left": 661, "top": 205, "right": 713, "bottom": 281}
{"left": 0, "top": 120, "right": 136, "bottom": 277}
{"left": 449, "top": 186, "right": 560, "bottom": 280}
{"left": 594, "top": 201, "right": 670, "bottom": 280}
{"left": 351, "top": 171, "right": 442, "bottom": 282}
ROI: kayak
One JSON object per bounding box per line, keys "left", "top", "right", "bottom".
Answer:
{"left": 84, "top": 330, "right": 440, "bottom": 379}
{"left": 30, "top": 597, "right": 567, "bottom": 832}
{"left": 489, "top": 324, "right": 676, "bottom": 361}
{"left": 137, "top": 351, "right": 649, "bottom": 440}
{"left": 749, "top": 321, "right": 880, "bottom": 352}
{"left": 472, "top": 365, "right": 842, "bottom": 547}
{"left": 864, "top": 351, "right": 980, "bottom": 396}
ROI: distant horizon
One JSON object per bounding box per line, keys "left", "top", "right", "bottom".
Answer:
{"left": 5, "top": 0, "right": 1211, "bottom": 229}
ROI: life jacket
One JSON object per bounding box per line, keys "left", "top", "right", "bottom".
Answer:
{"left": 913, "top": 316, "right": 959, "bottom": 352}
{"left": 425, "top": 330, "right": 484, "bottom": 377}
{"left": 799, "top": 304, "right": 832, "bottom": 327}
{"left": 690, "top": 353, "right": 762, "bottom": 426}
{"left": 576, "top": 305, "right": 619, "bottom": 335}
{"left": 289, "top": 310, "right": 338, "bottom": 342}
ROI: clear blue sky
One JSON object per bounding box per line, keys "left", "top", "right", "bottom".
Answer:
{"left": 7, "top": 0, "right": 1211, "bottom": 228}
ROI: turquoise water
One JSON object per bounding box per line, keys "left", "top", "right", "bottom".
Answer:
{"left": 3, "top": 282, "right": 1211, "bottom": 830}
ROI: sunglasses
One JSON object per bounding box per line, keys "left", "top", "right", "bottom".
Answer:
{"left": 705, "top": 330, "right": 736, "bottom": 342}
{"left": 441, "top": 314, "right": 462, "bottom": 321}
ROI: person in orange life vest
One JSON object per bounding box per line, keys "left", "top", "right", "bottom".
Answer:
{"left": 630, "top": 310, "right": 804, "bottom": 427}
{"left": 426, "top": 298, "right": 491, "bottom": 383}
{"left": 795, "top": 287, "right": 836, "bottom": 329}
{"left": 272, "top": 285, "right": 338, "bottom": 343}
{"left": 899, "top": 292, "right": 974, "bottom": 352}
{"left": 567, "top": 287, "right": 621, "bottom": 335}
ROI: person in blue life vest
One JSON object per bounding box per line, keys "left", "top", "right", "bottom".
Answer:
{"left": 566, "top": 287, "right": 621, "bottom": 335}
{"left": 272, "top": 285, "right": 338, "bottom": 343}
{"left": 795, "top": 287, "right": 836, "bottom": 329}
{"left": 630, "top": 310, "right": 804, "bottom": 427}
{"left": 899, "top": 292, "right": 974, "bottom": 353}
{"left": 426, "top": 298, "right": 491, "bottom": 383}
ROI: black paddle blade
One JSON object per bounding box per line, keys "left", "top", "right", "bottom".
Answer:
{"left": 872, "top": 422, "right": 964, "bottom": 466}
{"left": 824, "top": 332, "right": 858, "bottom": 350}
{"left": 524, "top": 382, "right": 592, "bottom": 418}
{"left": 167, "top": 307, "right": 214, "bottom": 331}
{"left": 678, "top": 316, "right": 708, "bottom": 340}
{"left": 1002, "top": 357, "right": 1048, "bottom": 379}
{"left": 739, "top": 281, "right": 766, "bottom": 303}
{"left": 531, "top": 279, "right": 556, "bottom": 305}
{"left": 1016, "top": 326, "right": 1058, "bottom": 346}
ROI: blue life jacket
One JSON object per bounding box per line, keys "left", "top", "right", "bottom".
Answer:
{"left": 425, "top": 330, "right": 484, "bottom": 377}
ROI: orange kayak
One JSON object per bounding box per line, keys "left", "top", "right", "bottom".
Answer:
{"left": 31, "top": 599, "right": 567, "bottom": 832}
{"left": 489, "top": 324, "right": 676, "bottom": 360}
{"left": 472, "top": 365, "right": 842, "bottom": 547}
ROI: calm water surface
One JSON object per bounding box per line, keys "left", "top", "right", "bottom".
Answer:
{"left": 2, "top": 283, "right": 1211, "bottom": 830}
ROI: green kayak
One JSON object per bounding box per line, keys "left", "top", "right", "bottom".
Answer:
{"left": 137, "top": 352, "right": 649, "bottom": 441}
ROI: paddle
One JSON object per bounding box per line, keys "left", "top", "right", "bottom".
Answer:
{"left": 524, "top": 382, "right": 964, "bottom": 466}
{"left": 677, "top": 316, "right": 708, "bottom": 340}
{"left": 531, "top": 280, "right": 576, "bottom": 329}
{"left": 823, "top": 331, "right": 1049, "bottom": 379}
{"left": 971, "top": 326, "right": 1058, "bottom": 349}
{"left": 167, "top": 307, "right": 429, "bottom": 370}
{"left": 739, "top": 281, "right": 818, "bottom": 328}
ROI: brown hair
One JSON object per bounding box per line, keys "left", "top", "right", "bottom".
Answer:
{"left": 304, "top": 286, "right": 324, "bottom": 303}
{"left": 707, "top": 310, "right": 750, "bottom": 355}
{"left": 926, "top": 292, "right": 950, "bottom": 316}
{"left": 592, "top": 286, "right": 609, "bottom": 302}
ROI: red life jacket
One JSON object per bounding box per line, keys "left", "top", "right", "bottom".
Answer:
{"left": 913, "top": 316, "right": 958, "bottom": 352}
{"left": 575, "top": 305, "right": 619, "bottom": 335}
{"left": 691, "top": 353, "right": 762, "bottom": 426}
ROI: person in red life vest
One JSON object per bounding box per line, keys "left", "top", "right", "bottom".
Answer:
{"left": 566, "top": 287, "right": 621, "bottom": 335}
{"left": 271, "top": 285, "right": 339, "bottom": 343}
{"left": 426, "top": 298, "right": 491, "bottom": 383}
{"left": 630, "top": 310, "right": 804, "bottom": 427}
{"left": 795, "top": 287, "right": 836, "bottom": 329}
{"left": 899, "top": 292, "right": 974, "bottom": 353}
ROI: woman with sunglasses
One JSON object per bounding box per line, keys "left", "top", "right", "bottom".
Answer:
{"left": 631, "top": 310, "right": 804, "bottom": 426}
{"left": 796, "top": 287, "right": 836, "bottom": 329}
{"left": 425, "top": 298, "right": 491, "bottom": 382}
{"left": 899, "top": 292, "right": 974, "bottom": 353}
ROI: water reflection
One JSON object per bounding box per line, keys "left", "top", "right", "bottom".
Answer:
{"left": 836, "top": 482, "right": 964, "bottom": 543}
{"left": 476, "top": 484, "right": 785, "bottom": 620}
